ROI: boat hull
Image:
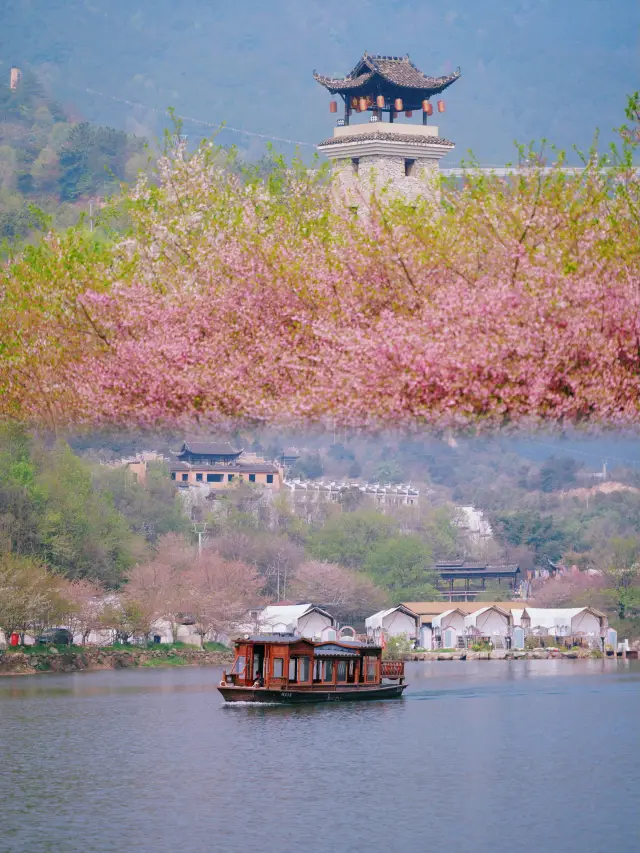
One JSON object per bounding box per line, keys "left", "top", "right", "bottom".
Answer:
{"left": 218, "top": 682, "right": 407, "bottom": 704}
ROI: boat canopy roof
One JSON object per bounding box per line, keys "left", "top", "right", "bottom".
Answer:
{"left": 236, "top": 634, "right": 314, "bottom": 645}
{"left": 233, "top": 635, "right": 381, "bottom": 652}
{"left": 314, "top": 643, "right": 361, "bottom": 657}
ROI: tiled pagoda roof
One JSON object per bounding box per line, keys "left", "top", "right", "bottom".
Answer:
{"left": 313, "top": 53, "right": 461, "bottom": 97}
{"left": 175, "top": 440, "right": 241, "bottom": 457}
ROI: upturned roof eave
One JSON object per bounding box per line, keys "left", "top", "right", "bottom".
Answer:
{"left": 313, "top": 66, "right": 461, "bottom": 97}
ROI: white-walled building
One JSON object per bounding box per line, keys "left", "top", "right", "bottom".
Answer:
{"left": 365, "top": 606, "right": 419, "bottom": 643}
{"left": 512, "top": 607, "right": 607, "bottom": 647}
{"left": 431, "top": 608, "right": 467, "bottom": 649}
{"left": 464, "top": 606, "right": 513, "bottom": 648}
{"left": 398, "top": 601, "right": 609, "bottom": 650}
{"left": 250, "top": 604, "right": 336, "bottom": 640}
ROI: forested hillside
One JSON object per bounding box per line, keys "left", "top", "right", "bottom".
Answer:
{"left": 0, "top": 426, "right": 188, "bottom": 586}
{"left": 1, "top": 425, "right": 639, "bottom": 638}
{"left": 63, "top": 425, "right": 640, "bottom": 582}
{"left": 0, "top": 70, "right": 146, "bottom": 240}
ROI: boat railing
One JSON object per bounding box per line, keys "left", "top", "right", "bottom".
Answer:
{"left": 381, "top": 660, "right": 405, "bottom": 681}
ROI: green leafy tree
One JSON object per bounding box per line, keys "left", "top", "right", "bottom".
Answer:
{"left": 34, "top": 442, "right": 134, "bottom": 584}
{"left": 492, "top": 510, "right": 568, "bottom": 562}
{"left": 341, "top": 485, "right": 365, "bottom": 512}
{"left": 307, "top": 509, "right": 395, "bottom": 569}
{"left": 604, "top": 540, "right": 640, "bottom": 619}
{"left": 292, "top": 453, "right": 324, "bottom": 480}
{"left": 383, "top": 634, "right": 414, "bottom": 660}
{"left": 364, "top": 536, "right": 437, "bottom": 603}
{"left": 371, "top": 461, "right": 405, "bottom": 484}
{"left": 537, "top": 456, "right": 581, "bottom": 492}
{"left": 0, "top": 551, "right": 67, "bottom": 640}
{"left": 347, "top": 459, "right": 362, "bottom": 479}
{"left": 409, "top": 506, "right": 462, "bottom": 560}
{"left": 93, "top": 462, "right": 189, "bottom": 544}
{"left": 328, "top": 443, "right": 355, "bottom": 462}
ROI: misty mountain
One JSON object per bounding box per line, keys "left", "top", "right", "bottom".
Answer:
{"left": 1, "top": 0, "right": 637, "bottom": 164}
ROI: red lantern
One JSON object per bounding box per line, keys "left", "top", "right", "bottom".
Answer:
{"left": 423, "top": 100, "right": 433, "bottom": 116}
{"left": 359, "top": 97, "right": 368, "bottom": 112}
{"left": 437, "top": 100, "right": 445, "bottom": 113}
{"left": 404, "top": 110, "right": 413, "bottom": 118}
{"left": 329, "top": 101, "right": 337, "bottom": 113}
{"left": 394, "top": 98, "right": 403, "bottom": 111}
{"left": 376, "top": 95, "right": 385, "bottom": 108}
{"left": 351, "top": 96, "right": 358, "bottom": 108}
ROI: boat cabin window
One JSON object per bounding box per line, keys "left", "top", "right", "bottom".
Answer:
{"left": 365, "top": 656, "right": 377, "bottom": 682}
{"left": 323, "top": 660, "right": 334, "bottom": 682}
{"left": 289, "top": 658, "right": 297, "bottom": 681}
{"left": 232, "top": 655, "right": 246, "bottom": 675}
{"left": 337, "top": 661, "right": 347, "bottom": 682}
{"left": 298, "top": 656, "right": 310, "bottom": 683}
{"left": 273, "top": 657, "right": 284, "bottom": 678}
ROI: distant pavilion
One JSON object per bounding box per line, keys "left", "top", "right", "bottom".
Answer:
{"left": 314, "top": 52, "right": 461, "bottom": 206}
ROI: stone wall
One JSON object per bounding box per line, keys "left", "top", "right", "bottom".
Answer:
{"left": 0, "top": 647, "right": 234, "bottom": 676}
{"left": 404, "top": 648, "right": 597, "bottom": 661}
{"left": 333, "top": 154, "right": 440, "bottom": 209}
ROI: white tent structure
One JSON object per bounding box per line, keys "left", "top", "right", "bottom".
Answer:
{"left": 464, "top": 606, "right": 513, "bottom": 648}
{"left": 431, "top": 608, "right": 467, "bottom": 649}
{"left": 365, "top": 606, "right": 419, "bottom": 643}
{"left": 513, "top": 607, "right": 606, "bottom": 647}
{"left": 253, "top": 604, "right": 335, "bottom": 640}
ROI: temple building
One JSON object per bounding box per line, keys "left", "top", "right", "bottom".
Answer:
{"left": 169, "top": 440, "right": 283, "bottom": 491}
{"left": 314, "top": 53, "right": 460, "bottom": 205}
{"left": 173, "top": 440, "right": 243, "bottom": 466}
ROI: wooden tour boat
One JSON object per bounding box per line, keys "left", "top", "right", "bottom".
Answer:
{"left": 218, "top": 634, "right": 407, "bottom": 704}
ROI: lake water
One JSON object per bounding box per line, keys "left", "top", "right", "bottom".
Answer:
{"left": 1, "top": 660, "right": 638, "bottom": 853}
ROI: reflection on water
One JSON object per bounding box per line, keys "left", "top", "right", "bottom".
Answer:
{"left": 1, "top": 660, "right": 639, "bottom": 853}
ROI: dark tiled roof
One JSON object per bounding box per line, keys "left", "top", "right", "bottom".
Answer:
{"left": 314, "top": 71, "right": 374, "bottom": 91}
{"left": 437, "top": 567, "right": 520, "bottom": 577}
{"left": 176, "top": 440, "right": 241, "bottom": 456}
{"left": 314, "top": 53, "right": 461, "bottom": 95}
{"left": 318, "top": 132, "right": 454, "bottom": 147}
{"left": 435, "top": 562, "right": 520, "bottom": 571}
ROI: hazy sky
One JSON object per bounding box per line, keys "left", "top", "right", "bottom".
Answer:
{"left": 2, "top": 0, "right": 638, "bottom": 162}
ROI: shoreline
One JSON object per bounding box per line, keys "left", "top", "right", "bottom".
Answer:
{"left": 0, "top": 647, "right": 234, "bottom": 677}
{"left": 403, "top": 649, "right": 636, "bottom": 661}
{"left": 2, "top": 646, "right": 635, "bottom": 678}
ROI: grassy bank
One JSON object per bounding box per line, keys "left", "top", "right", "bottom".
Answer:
{"left": 0, "top": 643, "right": 234, "bottom": 676}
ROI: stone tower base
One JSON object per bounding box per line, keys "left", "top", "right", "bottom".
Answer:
{"left": 317, "top": 123, "right": 454, "bottom": 209}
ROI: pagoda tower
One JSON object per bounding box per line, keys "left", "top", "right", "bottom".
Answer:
{"left": 314, "top": 53, "right": 460, "bottom": 206}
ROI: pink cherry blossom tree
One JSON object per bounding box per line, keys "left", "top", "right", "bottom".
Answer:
{"left": 1, "top": 101, "right": 638, "bottom": 432}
